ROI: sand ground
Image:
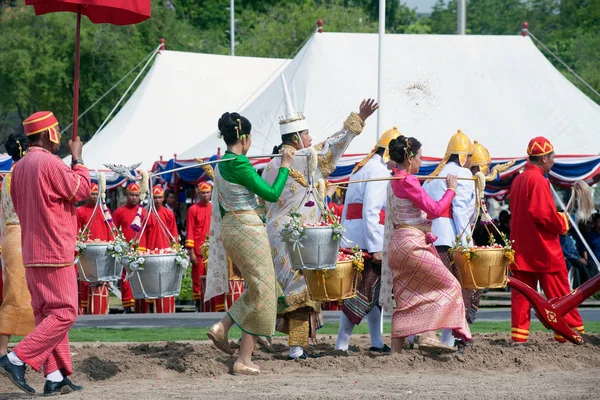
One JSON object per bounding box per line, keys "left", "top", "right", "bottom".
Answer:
{"left": 1, "top": 332, "right": 599, "bottom": 399}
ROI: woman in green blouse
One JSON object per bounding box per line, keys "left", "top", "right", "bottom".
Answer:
{"left": 206, "top": 112, "right": 295, "bottom": 375}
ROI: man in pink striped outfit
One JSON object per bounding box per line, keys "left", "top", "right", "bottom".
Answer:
{"left": 0, "top": 111, "right": 90, "bottom": 396}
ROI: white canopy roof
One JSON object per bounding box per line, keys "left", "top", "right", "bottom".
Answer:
{"left": 78, "top": 50, "right": 288, "bottom": 169}
{"left": 179, "top": 32, "right": 600, "bottom": 160}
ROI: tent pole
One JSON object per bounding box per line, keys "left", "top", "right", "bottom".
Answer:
{"left": 376, "top": 0, "right": 385, "bottom": 140}
{"left": 72, "top": 5, "right": 82, "bottom": 142}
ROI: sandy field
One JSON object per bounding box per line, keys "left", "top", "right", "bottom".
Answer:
{"left": 1, "top": 332, "right": 599, "bottom": 399}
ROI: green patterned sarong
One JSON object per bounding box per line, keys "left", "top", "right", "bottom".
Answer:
{"left": 222, "top": 212, "right": 278, "bottom": 337}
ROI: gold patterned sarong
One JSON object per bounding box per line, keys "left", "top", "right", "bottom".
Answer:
{"left": 0, "top": 225, "right": 35, "bottom": 336}
{"left": 389, "top": 228, "right": 471, "bottom": 341}
{"left": 222, "top": 213, "right": 278, "bottom": 337}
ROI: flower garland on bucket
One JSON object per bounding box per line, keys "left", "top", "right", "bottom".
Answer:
{"left": 130, "top": 170, "right": 149, "bottom": 232}
{"left": 99, "top": 172, "right": 114, "bottom": 226}
{"left": 450, "top": 172, "right": 514, "bottom": 288}
{"left": 125, "top": 171, "right": 190, "bottom": 274}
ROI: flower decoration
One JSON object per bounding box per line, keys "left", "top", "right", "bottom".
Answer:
{"left": 75, "top": 227, "right": 90, "bottom": 255}
{"left": 130, "top": 207, "right": 144, "bottom": 232}
{"left": 107, "top": 228, "right": 129, "bottom": 259}
{"left": 130, "top": 170, "right": 150, "bottom": 232}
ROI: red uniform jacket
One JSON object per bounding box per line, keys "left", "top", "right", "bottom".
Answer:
{"left": 510, "top": 164, "right": 569, "bottom": 273}
{"left": 185, "top": 202, "right": 211, "bottom": 256}
{"left": 77, "top": 203, "right": 112, "bottom": 241}
{"left": 11, "top": 147, "right": 90, "bottom": 267}
{"left": 113, "top": 204, "right": 147, "bottom": 251}
{"left": 145, "top": 206, "right": 178, "bottom": 250}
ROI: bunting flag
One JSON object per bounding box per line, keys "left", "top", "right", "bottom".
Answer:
{"left": 152, "top": 153, "right": 600, "bottom": 201}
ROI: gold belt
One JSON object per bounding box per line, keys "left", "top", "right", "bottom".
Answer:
{"left": 394, "top": 224, "right": 430, "bottom": 234}
{"left": 5, "top": 222, "right": 20, "bottom": 226}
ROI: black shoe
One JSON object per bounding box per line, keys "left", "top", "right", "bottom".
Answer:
{"left": 43, "top": 377, "right": 83, "bottom": 396}
{"left": 195, "top": 300, "right": 201, "bottom": 313}
{"left": 289, "top": 351, "right": 321, "bottom": 360}
{"left": 123, "top": 307, "right": 133, "bottom": 314}
{"left": 369, "top": 344, "right": 391, "bottom": 353}
{"left": 0, "top": 354, "right": 35, "bottom": 394}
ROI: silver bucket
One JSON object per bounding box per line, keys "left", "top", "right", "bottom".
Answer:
{"left": 125, "top": 254, "right": 184, "bottom": 299}
{"left": 286, "top": 226, "right": 340, "bottom": 271}
{"left": 77, "top": 243, "right": 123, "bottom": 283}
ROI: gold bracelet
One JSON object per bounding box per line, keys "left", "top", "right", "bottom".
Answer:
{"left": 343, "top": 112, "right": 365, "bottom": 135}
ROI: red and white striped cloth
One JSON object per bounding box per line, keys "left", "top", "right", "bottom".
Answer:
{"left": 11, "top": 147, "right": 90, "bottom": 267}
{"left": 14, "top": 266, "right": 78, "bottom": 375}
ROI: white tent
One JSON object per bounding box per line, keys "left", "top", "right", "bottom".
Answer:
{"left": 79, "top": 50, "right": 288, "bottom": 169}
{"left": 178, "top": 32, "right": 600, "bottom": 160}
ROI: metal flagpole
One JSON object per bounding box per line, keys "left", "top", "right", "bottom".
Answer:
{"left": 377, "top": 0, "right": 386, "bottom": 333}
{"left": 376, "top": 0, "right": 385, "bottom": 141}
{"left": 230, "top": 0, "right": 235, "bottom": 56}
{"left": 457, "top": 0, "right": 466, "bottom": 35}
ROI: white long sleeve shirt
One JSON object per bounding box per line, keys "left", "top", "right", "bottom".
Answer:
{"left": 422, "top": 162, "right": 475, "bottom": 247}
{"left": 341, "top": 154, "right": 389, "bottom": 253}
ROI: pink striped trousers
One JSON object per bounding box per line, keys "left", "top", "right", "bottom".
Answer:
{"left": 14, "top": 266, "right": 78, "bottom": 376}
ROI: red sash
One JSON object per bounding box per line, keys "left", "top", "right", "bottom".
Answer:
{"left": 427, "top": 207, "right": 453, "bottom": 220}
{"left": 346, "top": 203, "right": 385, "bottom": 225}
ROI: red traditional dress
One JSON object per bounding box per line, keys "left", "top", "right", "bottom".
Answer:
{"left": 10, "top": 111, "right": 91, "bottom": 378}
{"left": 76, "top": 188, "right": 113, "bottom": 315}
{"left": 185, "top": 199, "right": 212, "bottom": 306}
{"left": 113, "top": 195, "right": 147, "bottom": 312}
{"left": 145, "top": 199, "right": 178, "bottom": 313}
{"left": 509, "top": 137, "right": 584, "bottom": 343}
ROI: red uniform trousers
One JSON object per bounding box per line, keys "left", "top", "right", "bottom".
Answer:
{"left": 133, "top": 298, "right": 175, "bottom": 313}
{"left": 78, "top": 278, "right": 88, "bottom": 315}
{"left": 192, "top": 259, "right": 205, "bottom": 302}
{"left": 134, "top": 299, "right": 151, "bottom": 313}
{"left": 198, "top": 278, "right": 244, "bottom": 312}
{"left": 511, "top": 270, "right": 585, "bottom": 343}
{"left": 154, "top": 297, "right": 175, "bottom": 313}
{"left": 14, "top": 266, "right": 78, "bottom": 376}
{"left": 87, "top": 283, "right": 110, "bottom": 315}
{"left": 121, "top": 268, "right": 135, "bottom": 309}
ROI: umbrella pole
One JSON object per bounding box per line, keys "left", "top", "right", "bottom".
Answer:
{"left": 72, "top": 5, "right": 82, "bottom": 142}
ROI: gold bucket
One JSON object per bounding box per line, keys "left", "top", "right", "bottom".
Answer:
{"left": 451, "top": 248, "right": 511, "bottom": 290}
{"left": 303, "top": 260, "right": 359, "bottom": 301}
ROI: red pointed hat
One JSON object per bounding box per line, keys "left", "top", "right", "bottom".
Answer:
{"left": 90, "top": 183, "right": 99, "bottom": 194}
{"left": 527, "top": 136, "right": 554, "bottom": 156}
{"left": 152, "top": 185, "right": 165, "bottom": 196}
{"left": 197, "top": 182, "right": 213, "bottom": 192}
{"left": 126, "top": 183, "right": 140, "bottom": 193}
{"left": 23, "top": 111, "right": 60, "bottom": 144}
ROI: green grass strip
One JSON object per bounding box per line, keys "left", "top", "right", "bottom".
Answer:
{"left": 8, "top": 321, "right": 600, "bottom": 343}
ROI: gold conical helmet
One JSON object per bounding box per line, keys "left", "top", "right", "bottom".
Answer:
{"left": 445, "top": 129, "right": 473, "bottom": 167}
{"left": 352, "top": 126, "right": 402, "bottom": 174}
{"left": 428, "top": 129, "right": 473, "bottom": 178}
{"left": 470, "top": 140, "right": 491, "bottom": 175}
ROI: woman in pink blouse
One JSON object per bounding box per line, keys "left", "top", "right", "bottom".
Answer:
{"left": 381, "top": 136, "right": 471, "bottom": 354}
